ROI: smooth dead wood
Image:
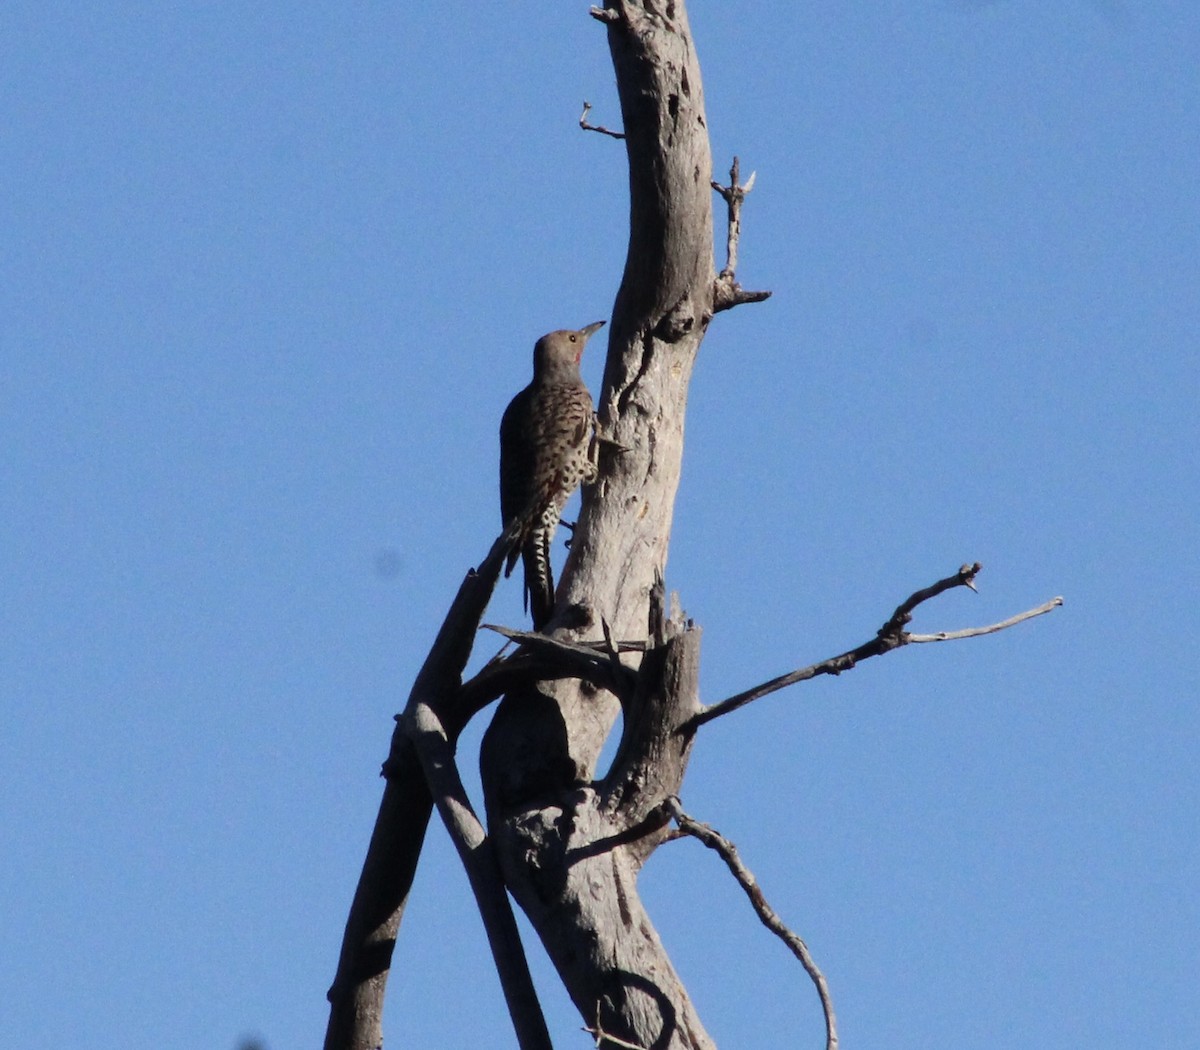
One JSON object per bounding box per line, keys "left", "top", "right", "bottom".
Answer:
{"left": 473, "top": 1, "right": 782, "bottom": 1046}
{"left": 489, "top": 622, "right": 709, "bottom": 1050}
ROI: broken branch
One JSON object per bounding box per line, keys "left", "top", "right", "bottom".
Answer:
{"left": 711, "top": 155, "right": 771, "bottom": 313}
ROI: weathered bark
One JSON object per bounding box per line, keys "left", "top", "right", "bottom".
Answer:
{"left": 480, "top": 2, "right": 721, "bottom": 1046}
{"left": 490, "top": 615, "right": 711, "bottom": 1049}
{"left": 329, "top": 1, "right": 729, "bottom": 1046}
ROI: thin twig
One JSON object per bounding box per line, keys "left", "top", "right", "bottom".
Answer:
{"left": 690, "top": 563, "right": 1062, "bottom": 728}
{"left": 583, "top": 1025, "right": 648, "bottom": 1050}
{"left": 580, "top": 100, "right": 626, "bottom": 139}
{"left": 479, "top": 624, "right": 630, "bottom": 668}
{"left": 666, "top": 799, "right": 838, "bottom": 1050}
{"left": 908, "top": 597, "right": 1063, "bottom": 642}
{"left": 584, "top": 1000, "right": 650, "bottom": 1050}
{"left": 583, "top": 1027, "right": 648, "bottom": 1050}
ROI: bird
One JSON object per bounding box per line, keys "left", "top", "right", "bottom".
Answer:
{"left": 500, "top": 321, "right": 606, "bottom": 630}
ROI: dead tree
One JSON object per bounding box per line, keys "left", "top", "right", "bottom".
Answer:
{"left": 324, "top": 3, "right": 1060, "bottom": 1048}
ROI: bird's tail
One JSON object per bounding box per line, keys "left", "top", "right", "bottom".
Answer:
{"left": 521, "top": 527, "right": 555, "bottom": 630}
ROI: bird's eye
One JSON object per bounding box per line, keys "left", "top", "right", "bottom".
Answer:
{"left": 569, "top": 334, "right": 577, "bottom": 343}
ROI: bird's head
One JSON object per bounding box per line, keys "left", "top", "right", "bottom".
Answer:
{"left": 532, "top": 320, "right": 606, "bottom": 380}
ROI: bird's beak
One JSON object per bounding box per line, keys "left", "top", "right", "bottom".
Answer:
{"left": 580, "top": 320, "right": 607, "bottom": 340}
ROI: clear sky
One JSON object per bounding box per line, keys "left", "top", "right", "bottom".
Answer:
{"left": 3, "top": 2, "right": 1197, "bottom": 1048}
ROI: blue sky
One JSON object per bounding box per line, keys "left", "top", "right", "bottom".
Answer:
{"left": 3, "top": 2, "right": 1197, "bottom": 1047}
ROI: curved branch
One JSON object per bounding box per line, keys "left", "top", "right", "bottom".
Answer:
{"left": 879, "top": 561, "right": 982, "bottom": 634}
{"left": 666, "top": 799, "right": 838, "bottom": 1050}
{"left": 689, "top": 564, "right": 1062, "bottom": 729}
{"left": 459, "top": 652, "right": 601, "bottom": 724}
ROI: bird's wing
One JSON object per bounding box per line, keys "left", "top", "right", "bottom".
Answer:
{"left": 499, "top": 385, "right": 535, "bottom": 527}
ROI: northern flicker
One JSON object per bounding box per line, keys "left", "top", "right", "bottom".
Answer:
{"left": 500, "top": 321, "right": 605, "bottom": 630}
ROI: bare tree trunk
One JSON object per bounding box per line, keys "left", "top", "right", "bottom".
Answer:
{"left": 480, "top": 2, "right": 723, "bottom": 1046}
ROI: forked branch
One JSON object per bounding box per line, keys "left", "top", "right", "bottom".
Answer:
{"left": 712, "top": 156, "right": 772, "bottom": 313}
{"left": 689, "top": 564, "right": 1062, "bottom": 728}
